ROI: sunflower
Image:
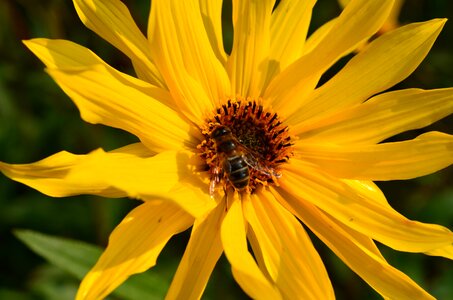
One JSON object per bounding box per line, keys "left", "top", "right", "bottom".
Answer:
{"left": 1, "top": 0, "right": 453, "bottom": 299}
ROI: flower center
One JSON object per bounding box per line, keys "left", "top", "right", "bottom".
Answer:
{"left": 198, "top": 98, "right": 293, "bottom": 194}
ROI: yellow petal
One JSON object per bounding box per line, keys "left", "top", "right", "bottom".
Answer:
{"left": 0, "top": 148, "right": 129, "bottom": 198}
{"left": 109, "top": 142, "right": 155, "bottom": 157}
{"left": 295, "top": 132, "right": 453, "bottom": 180}
{"left": 302, "top": 18, "right": 337, "bottom": 56}
{"left": 272, "top": 188, "right": 435, "bottom": 300}
{"left": 76, "top": 201, "right": 193, "bottom": 300}
{"left": 149, "top": 0, "right": 230, "bottom": 123}
{"left": 163, "top": 183, "right": 217, "bottom": 219}
{"left": 297, "top": 88, "right": 453, "bottom": 143}
{"left": 23, "top": 38, "right": 178, "bottom": 110}
{"left": 227, "top": 0, "right": 274, "bottom": 98}
{"left": 280, "top": 160, "right": 453, "bottom": 252}
{"left": 425, "top": 245, "right": 453, "bottom": 260}
{"left": 289, "top": 18, "right": 446, "bottom": 129}
{"left": 264, "top": 0, "right": 316, "bottom": 85}
{"left": 166, "top": 201, "right": 225, "bottom": 300}
{"left": 46, "top": 65, "right": 195, "bottom": 153}
{"left": 265, "top": 0, "right": 393, "bottom": 116}
{"left": 221, "top": 192, "right": 282, "bottom": 299}
{"left": 72, "top": 0, "right": 164, "bottom": 86}
{"left": 339, "top": 0, "right": 404, "bottom": 32}
{"left": 199, "top": 0, "right": 227, "bottom": 65}
{"left": 243, "top": 191, "right": 334, "bottom": 299}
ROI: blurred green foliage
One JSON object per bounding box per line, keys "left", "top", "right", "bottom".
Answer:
{"left": 0, "top": 0, "right": 452, "bottom": 299}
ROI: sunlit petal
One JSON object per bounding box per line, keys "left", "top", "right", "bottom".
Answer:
{"left": 76, "top": 201, "right": 193, "bottom": 300}
{"left": 199, "top": 0, "right": 227, "bottom": 65}
{"left": 46, "top": 65, "right": 195, "bottom": 153}
{"left": 149, "top": 0, "right": 230, "bottom": 123}
{"left": 243, "top": 191, "right": 334, "bottom": 299}
{"left": 166, "top": 201, "right": 224, "bottom": 300}
{"left": 221, "top": 193, "right": 282, "bottom": 299}
{"left": 265, "top": 0, "right": 393, "bottom": 116}
{"left": 227, "top": 0, "right": 274, "bottom": 98}
{"left": 264, "top": 0, "right": 316, "bottom": 85}
{"left": 297, "top": 88, "right": 453, "bottom": 143}
{"left": 295, "top": 132, "right": 453, "bottom": 180}
{"left": 289, "top": 19, "right": 446, "bottom": 130}
{"left": 73, "top": 0, "right": 164, "bottom": 86}
{"left": 272, "top": 188, "right": 435, "bottom": 300}
{"left": 280, "top": 160, "right": 453, "bottom": 252}
{"left": 23, "top": 38, "right": 177, "bottom": 111}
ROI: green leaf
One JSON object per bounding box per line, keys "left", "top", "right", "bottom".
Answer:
{"left": 14, "top": 229, "right": 168, "bottom": 300}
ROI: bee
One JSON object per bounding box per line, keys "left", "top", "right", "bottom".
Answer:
{"left": 209, "top": 125, "right": 279, "bottom": 196}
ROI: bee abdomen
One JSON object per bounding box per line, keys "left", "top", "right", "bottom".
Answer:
{"left": 227, "top": 156, "right": 249, "bottom": 190}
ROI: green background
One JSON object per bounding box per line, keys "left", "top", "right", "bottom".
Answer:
{"left": 0, "top": 0, "right": 452, "bottom": 299}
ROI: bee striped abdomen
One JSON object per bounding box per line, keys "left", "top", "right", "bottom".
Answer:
{"left": 226, "top": 156, "right": 249, "bottom": 189}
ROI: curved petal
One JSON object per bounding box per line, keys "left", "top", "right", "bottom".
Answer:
{"left": 0, "top": 147, "right": 217, "bottom": 217}
{"left": 302, "top": 18, "right": 337, "bottom": 56}
{"left": 295, "top": 132, "right": 453, "bottom": 180}
{"left": 199, "top": 0, "right": 227, "bottom": 65}
{"left": 23, "top": 38, "right": 177, "bottom": 111}
{"left": 227, "top": 0, "right": 275, "bottom": 98}
{"left": 243, "top": 191, "right": 334, "bottom": 299}
{"left": 0, "top": 148, "right": 130, "bottom": 198}
{"left": 149, "top": 0, "right": 230, "bottom": 123}
{"left": 166, "top": 201, "right": 224, "bottom": 300}
{"left": 264, "top": 0, "right": 316, "bottom": 86}
{"left": 73, "top": 0, "right": 164, "bottom": 86}
{"left": 289, "top": 18, "right": 446, "bottom": 130}
{"left": 279, "top": 159, "right": 453, "bottom": 252}
{"left": 272, "top": 188, "right": 435, "bottom": 300}
{"left": 76, "top": 201, "right": 194, "bottom": 300}
{"left": 264, "top": 0, "right": 393, "bottom": 116}
{"left": 46, "top": 65, "right": 196, "bottom": 153}
{"left": 109, "top": 142, "right": 155, "bottom": 157}
{"left": 344, "top": 179, "right": 453, "bottom": 261}
{"left": 221, "top": 192, "right": 282, "bottom": 299}
{"left": 297, "top": 88, "right": 453, "bottom": 143}
{"left": 339, "top": 0, "right": 404, "bottom": 32}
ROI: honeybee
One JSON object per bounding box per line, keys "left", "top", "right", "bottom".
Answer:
{"left": 209, "top": 125, "right": 279, "bottom": 196}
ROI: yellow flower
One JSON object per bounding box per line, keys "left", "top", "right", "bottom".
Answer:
{"left": 1, "top": 0, "right": 453, "bottom": 299}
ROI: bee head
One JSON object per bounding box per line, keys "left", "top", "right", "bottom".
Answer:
{"left": 210, "top": 125, "right": 231, "bottom": 140}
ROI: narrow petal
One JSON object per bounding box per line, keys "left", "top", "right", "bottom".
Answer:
{"left": 0, "top": 148, "right": 216, "bottom": 217}
{"left": 46, "top": 65, "right": 195, "bottom": 153}
{"left": 166, "top": 201, "right": 225, "bottom": 300}
{"left": 23, "top": 38, "right": 177, "bottom": 111}
{"left": 221, "top": 193, "right": 282, "bottom": 299}
{"left": 149, "top": 0, "right": 230, "bottom": 123}
{"left": 265, "top": 0, "right": 393, "bottom": 116}
{"left": 243, "top": 191, "right": 334, "bottom": 299}
{"left": 289, "top": 19, "right": 446, "bottom": 130}
{"left": 199, "top": 0, "right": 227, "bottom": 65}
{"left": 227, "top": 0, "right": 275, "bottom": 98}
{"left": 73, "top": 0, "right": 164, "bottom": 86}
{"left": 264, "top": 0, "right": 316, "bottom": 85}
{"left": 344, "top": 179, "right": 453, "bottom": 261}
{"left": 297, "top": 88, "right": 453, "bottom": 143}
{"left": 0, "top": 149, "right": 184, "bottom": 198}
{"left": 272, "top": 188, "right": 435, "bottom": 300}
{"left": 302, "top": 18, "right": 337, "bottom": 56}
{"left": 76, "top": 201, "right": 193, "bottom": 300}
{"left": 295, "top": 132, "right": 453, "bottom": 180}
{"left": 279, "top": 159, "right": 453, "bottom": 252}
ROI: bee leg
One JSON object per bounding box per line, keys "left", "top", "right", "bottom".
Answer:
{"left": 209, "top": 166, "right": 222, "bottom": 199}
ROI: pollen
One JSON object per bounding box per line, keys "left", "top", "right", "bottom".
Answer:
{"left": 197, "top": 98, "right": 294, "bottom": 193}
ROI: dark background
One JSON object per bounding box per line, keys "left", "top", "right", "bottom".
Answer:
{"left": 0, "top": 0, "right": 452, "bottom": 299}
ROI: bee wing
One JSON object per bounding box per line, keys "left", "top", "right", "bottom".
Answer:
{"left": 242, "top": 149, "right": 281, "bottom": 179}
